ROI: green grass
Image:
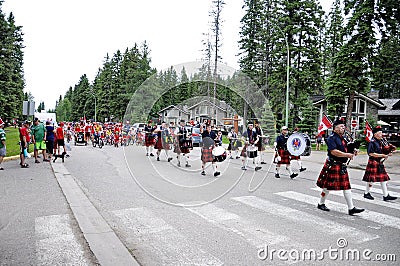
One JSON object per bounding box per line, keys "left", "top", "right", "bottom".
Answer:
{"left": 3, "top": 127, "right": 21, "bottom": 157}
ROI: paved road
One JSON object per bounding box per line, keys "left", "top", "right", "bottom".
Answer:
{"left": 1, "top": 142, "right": 399, "bottom": 265}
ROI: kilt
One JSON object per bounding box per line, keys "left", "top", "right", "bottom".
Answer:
{"left": 362, "top": 159, "right": 390, "bottom": 183}
{"left": 155, "top": 137, "right": 162, "bottom": 150}
{"left": 291, "top": 155, "right": 300, "bottom": 160}
{"left": 145, "top": 135, "right": 155, "bottom": 147}
{"left": 317, "top": 160, "right": 351, "bottom": 190}
{"left": 257, "top": 141, "right": 264, "bottom": 152}
{"left": 174, "top": 140, "right": 190, "bottom": 154}
{"left": 277, "top": 149, "right": 291, "bottom": 165}
{"left": 228, "top": 140, "right": 239, "bottom": 151}
{"left": 240, "top": 144, "right": 248, "bottom": 157}
{"left": 201, "top": 147, "right": 214, "bottom": 163}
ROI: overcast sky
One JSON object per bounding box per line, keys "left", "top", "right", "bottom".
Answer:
{"left": 2, "top": 0, "right": 331, "bottom": 110}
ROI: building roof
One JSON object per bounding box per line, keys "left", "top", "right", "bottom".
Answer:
{"left": 378, "top": 99, "right": 400, "bottom": 116}
{"left": 158, "top": 105, "right": 190, "bottom": 115}
{"left": 312, "top": 92, "right": 385, "bottom": 108}
{"left": 187, "top": 99, "right": 226, "bottom": 112}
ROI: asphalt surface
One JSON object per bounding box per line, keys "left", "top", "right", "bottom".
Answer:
{"left": 1, "top": 143, "right": 399, "bottom": 265}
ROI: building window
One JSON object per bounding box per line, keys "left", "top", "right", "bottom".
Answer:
{"left": 359, "top": 100, "right": 365, "bottom": 114}
{"left": 358, "top": 117, "right": 364, "bottom": 129}
{"left": 352, "top": 100, "right": 357, "bottom": 113}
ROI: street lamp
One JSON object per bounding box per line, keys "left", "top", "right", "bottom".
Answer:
{"left": 266, "top": 22, "right": 290, "bottom": 127}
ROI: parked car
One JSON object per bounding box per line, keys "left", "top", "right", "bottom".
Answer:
{"left": 191, "top": 127, "right": 202, "bottom": 147}
{"left": 132, "top": 123, "right": 146, "bottom": 132}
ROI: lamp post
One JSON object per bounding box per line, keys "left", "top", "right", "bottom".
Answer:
{"left": 266, "top": 23, "right": 290, "bottom": 127}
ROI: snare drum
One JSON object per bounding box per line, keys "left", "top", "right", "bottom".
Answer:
{"left": 247, "top": 145, "right": 258, "bottom": 158}
{"left": 212, "top": 146, "right": 227, "bottom": 162}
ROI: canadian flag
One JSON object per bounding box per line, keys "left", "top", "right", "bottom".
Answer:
{"left": 364, "top": 121, "right": 373, "bottom": 142}
{"left": 317, "top": 114, "right": 332, "bottom": 136}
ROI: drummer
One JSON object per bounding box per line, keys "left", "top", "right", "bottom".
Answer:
{"left": 174, "top": 119, "right": 191, "bottom": 167}
{"left": 254, "top": 121, "right": 266, "bottom": 164}
{"left": 274, "top": 126, "right": 298, "bottom": 179}
{"left": 200, "top": 124, "right": 220, "bottom": 176}
{"left": 290, "top": 127, "right": 307, "bottom": 172}
{"left": 144, "top": 120, "right": 156, "bottom": 156}
{"left": 240, "top": 123, "right": 262, "bottom": 171}
{"left": 154, "top": 122, "right": 173, "bottom": 162}
{"left": 227, "top": 127, "right": 240, "bottom": 159}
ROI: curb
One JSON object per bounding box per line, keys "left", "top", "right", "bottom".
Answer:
{"left": 50, "top": 162, "right": 140, "bottom": 266}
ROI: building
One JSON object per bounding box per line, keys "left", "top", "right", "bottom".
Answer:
{"left": 313, "top": 91, "right": 385, "bottom": 129}
{"left": 378, "top": 98, "right": 400, "bottom": 130}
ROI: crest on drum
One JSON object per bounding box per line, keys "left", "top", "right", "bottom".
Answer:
{"left": 161, "top": 130, "right": 174, "bottom": 149}
{"left": 287, "top": 133, "right": 307, "bottom": 156}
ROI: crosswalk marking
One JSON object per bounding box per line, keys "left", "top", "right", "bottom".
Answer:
{"left": 232, "top": 196, "right": 378, "bottom": 244}
{"left": 310, "top": 187, "right": 400, "bottom": 210}
{"left": 186, "top": 203, "right": 292, "bottom": 248}
{"left": 350, "top": 183, "right": 400, "bottom": 198}
{"left": 275, "top": 191, "right": 400, "bottom": 230}
{"left": 35, "top": 214, "right": 90, "bottom": 265}
{"left": 113, "top": 207, "right": 223, "bottom": 266}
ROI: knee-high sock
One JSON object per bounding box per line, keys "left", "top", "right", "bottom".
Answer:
{"left": 320, "top": 188, "right": 329, "bottom": 204}
{"left": 297, "top": 160, "right": 302, "bottom": 168}
{"left": 212, "top": 164, "right": 217, "bottom": 172}
{"left": 380, "top": 181, "right": 389, "bottom": 197}
{"left": 149, "top": 146, "right": 153, "bottom": 153}
{"left": 343, "top": 190, "right": 354, "bottom": 209}
{"left": 146, "top": 146, "right": 149, "bottom": 153}
{"left": 286, "top": 165, "right": 293, "bottom": 175}
{"left": 365, "top": 182, "right": 372, "bottom": 193}
{"left": 164, "top": 149, "right": 169, "bottom": 158}
{"left": 275, "top": 165, "right": 280, "bottom": 174}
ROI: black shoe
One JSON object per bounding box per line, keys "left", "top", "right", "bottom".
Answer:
{"left": 167, "top": 157, "right": 172, "bottom": 162}
{"left": 300, "top": 167, "right": 306, "bottom": 172}
{"left": 214, "top": 171, "right": 220, "bottom": 177}
{"left": 201, "top": 171, "right": 206, "bottom": 176}
{"left": 261, "top": 161, "right": 267, "bottom": 165}
{"left": 241, "top": 166, "right": 247, "bottom": 170}
{"left": 275, "top": 173, "right": 280, "bottom": 178}
{"left": 149, "top": 153, "right": 154, "bottom": 157}
{"left": 348, "top": 207, "right": 365, "bottom": 215}
{"left": 290, "top": 173, "right": 298, "bottom": 179}
{"left": 236, "top": 156, "right": 240, "bottom": 159}
{"left": 146, "top": 153, "right": 149, "bottom": 156}
{"left": 383, "top": 194, "right": 398, "bottom": 201}
{"left": 35, "top": 160, "right": 40, "bottom": 164}
{"left": 255, "top": 166, "right": 262, "bottom": 171}
{"left": 317, "top": 204, "right": 330, "bottom": 212}
{"left": 157, "top": 157, "right": 160, "bottom": 161}
{"left": 363, "top": 192, "right": 374, "bottom": 200}
{"left": 185, "top": 163, "right": 191, "bottom": 167}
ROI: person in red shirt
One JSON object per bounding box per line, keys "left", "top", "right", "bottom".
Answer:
{"left": 56, "top": 122, "right": 66, "bottom": 154}
{"left": 19, "top": 120, "right": 30, "bottom": 168}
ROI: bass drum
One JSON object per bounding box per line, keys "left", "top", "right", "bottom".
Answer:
{"left": 287, "top": 133, "right": 311, "bottom": 156}
{"left": 212, "top": 146, "right": 227, "bottom": 162}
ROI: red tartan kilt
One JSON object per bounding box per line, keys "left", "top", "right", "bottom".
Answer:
{"left": 201, "top": 147, "right": 214, "bottom": 163}
{"left": 362, "top": 159, "right": 390, "bottom": 182}
{"left": 291, "top": 155, "right": 300, "bottom": 160}
{"left": 277, "top": 149, "right": 291, "bottom": 165}
{"left": 240, "top": 144, "right": 248, "bottom": 157}
{"left": 155, "top": 137, "right": 170, "bottom": 150}
{"left": 257, "top": 141, "right": 264, "bottom": 151}
{"left": 145, "top": 135, "right": 155, "bottom": 146}
{"left": 317, "top": 160, "right": 351, "bottom": 190}
{"left": 174, "top": 141, "right": 191, "bottom": 154}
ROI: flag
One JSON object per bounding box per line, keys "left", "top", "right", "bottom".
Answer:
{"left": 364, "top": 121, "right": 373, "bottom": 142}
{"left": 317, "top": 114, "right": 332, "bottom": 136}
{"left": 0, "top": 117, "right": 4, "bottom": 126}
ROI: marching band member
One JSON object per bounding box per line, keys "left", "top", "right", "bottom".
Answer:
{"left": 200, "top": 124, "right": 220, "bottom": 176}
{"left": 316, "top": 120, "right": 365, "bottom": 215}
{"left": 254, "top": 121, "right": 266, "bottom": 164}
{"left": 274, "top": 126, "right": 298, "bottom": 179}
{"left": 227, "top": 127, "right": 240, "bottom": 159}
{"left": 241, "top": 123, "right": 262, "bottom": 171}
{"left": 174, "top": 120, "right": 191, "bottom": 167}
{"left": 154, "top": 122, "right": 173, "bottom": 162}
{"left": 290, "top": 127, "right": 307, "bottom": 172}
{"left": 363, "top": 126, "right": 397, "bottom": 201}
{"left": 144, "top": 120, "right": 156, "bottom": 156}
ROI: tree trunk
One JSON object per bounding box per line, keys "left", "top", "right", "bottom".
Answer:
{"left": 345, "top": 91, "right": 355, "bottom": 129}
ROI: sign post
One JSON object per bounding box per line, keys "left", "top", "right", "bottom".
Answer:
{"left": 351, "top": 120, "right": 357, "bottom": 129}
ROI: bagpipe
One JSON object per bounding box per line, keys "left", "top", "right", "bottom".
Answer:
{"left": 380, "top": 137, "right": 396, "bottom": 163}
{"left": 341, "top": 130, "right": 360, "bottom": 164}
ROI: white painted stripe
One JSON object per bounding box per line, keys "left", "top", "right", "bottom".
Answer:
{"left": 35, "top": 214, "right": 90, "bottom": 265}
{"left": 311, "top": 187, "right": 400, "bottom": 210}
{"left": 276, "top": 191, "right": 400, "bottom": 230}
{"left": 232, "top": 196, "right": 377, "bottom": 244}
{"left": 113, "top": 207, "right": 223, "bottom": 266}
{"left": 350, "top": 183, "right": 400, "bottom": 198}
{"left": 186, "top": 204, "right": 290, "bottom": 248}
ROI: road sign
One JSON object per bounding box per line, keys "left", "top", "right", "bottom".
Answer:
{"left": 22, "top": 101, "right": 35, "bottom": 116}
{"left": 351, "top": 120, "right": 357, "bottom": 128}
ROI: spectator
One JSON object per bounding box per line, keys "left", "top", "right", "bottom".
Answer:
{"left": 32, "top": 118, "right": 49, "bottom": 163}
{"left": 45, "top": 121, "right": 55, "bottom": 160}
{"left": 56, "top": 122, "right": 66, "bottom": 155}
{"left": 0, "top": 118, "right": 6, "bottom": 170}
{"left": 19, "top": 121, "right": 30, "bottom": 168}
